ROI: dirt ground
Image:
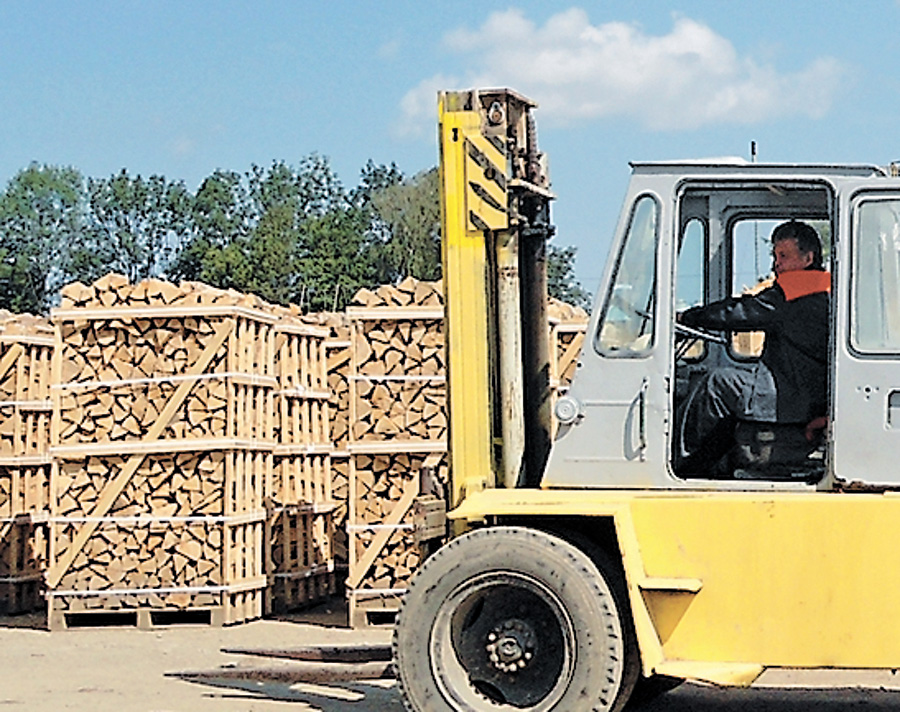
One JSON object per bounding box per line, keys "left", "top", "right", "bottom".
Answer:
{"left": 6, "top": 601, "right": 900, "bottom": 711}
{"left": 0, "top": 602, "right": 401, "bottom": 712}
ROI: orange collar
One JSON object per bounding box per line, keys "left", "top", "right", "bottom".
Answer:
{"left": 776, "top": 270, "right": 831, "bottom": 301}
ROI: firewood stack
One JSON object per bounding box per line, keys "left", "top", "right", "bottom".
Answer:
{"left": 267, "top": 309, "right": 337, "bottom": 613}
{"left": 46, "top": 273, "right": 276, "bottom": 629}
{"left": 0, "top": 313, "right": 53, "bottom": 614}
{"left": 548, "top": 299, "right": 590, "bottom": 437}
{"left": 344, "top": 278, "right": 449, "bottom": 627}
{"left": 322, "top": 313, "right": 351, "bottom": 573}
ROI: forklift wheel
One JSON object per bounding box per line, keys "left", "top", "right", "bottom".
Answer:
{"left": 393, "top": 526, "right": 634, "bottom": 711}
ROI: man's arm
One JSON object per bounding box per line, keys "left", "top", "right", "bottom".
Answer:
{"left": 680, "top": 286, "right": 784, "bottom": 332}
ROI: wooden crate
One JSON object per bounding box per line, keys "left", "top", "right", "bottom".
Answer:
{"left": 266, "top": 503, "right": 336, "bottom": 613}
{"left": 46, "top": 450, "right": 268, "bottom": 629}
{"left": 346, "top": 450, "right": 446, "bottom": 627}
{"left": 0, "top": 465, "right": 50, "bottom": 614}
{"left": 0, "top": 327, "right": 54, "bottom": 459}
{"left": 267, "top": 318, "right": 337, "bottom": 614}
{"left": 0, "top": 319, "right": 53, "bottom": 614}
{"left": 347, "top": 308, "right": 446, "bottom": 446}
{"left": 342, "top": 282, "right": 448, "bottom": 627}
{"left": 53, "top": 314, "right": 276, "bottom": 449}
{"left": 47, "top": 283, "right": 277, "bottom": 627}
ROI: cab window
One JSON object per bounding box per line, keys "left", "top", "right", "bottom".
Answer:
{"left": 853, "top": 199, "right": 900, "bottom": 353}
{"left": 730, "top": 219, "right": 778, "bottom": 358}
{"left": 595, "top": 195, "right": 659, "bottom": 357}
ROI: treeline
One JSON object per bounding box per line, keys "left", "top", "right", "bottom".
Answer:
{"left": 0, "top": 156, "right": 589, "bottom": 314}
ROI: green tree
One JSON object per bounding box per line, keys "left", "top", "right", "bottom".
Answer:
{"left": 169, "top": 169, "right": 251, "bottom": 287}
{"left": 0, "top": 164, "right": 86, "bottom": 313}
{"left": 370, "top": 168, "right": 441, "bottom": 282}
{"left": 68, "top": 170, "right": 190, "bottom": 285}
{"left": 294, "top": 206, "right": 381, "bottom": 312}
{"left": 547, "top": 244, "right": 591, "bottom": 310}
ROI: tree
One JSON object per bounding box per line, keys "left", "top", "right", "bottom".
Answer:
{"left": 547, "top": 244, "right": 591, "bottom": 310}
{"left": 0, "top": 164, "right": 86, "bottom": 313}
{"left": 68, "top": 170, "right": 190, "bottom": 285}
{"left": 294, "top": 205, "right": 382, "bottom": 312}
{"left": 370, "top": 168, "right": 441, "bottom": 283}
{"left": 169, "top": 169, "right": 251, "bottom": 287}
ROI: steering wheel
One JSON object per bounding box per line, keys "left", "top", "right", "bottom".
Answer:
{"left": 674, "top": 321, "right": 727, "bottom": 344}
{"left": 674, "top": 319, "right": 727, "bottom": 361}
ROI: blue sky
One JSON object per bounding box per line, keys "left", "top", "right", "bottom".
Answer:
{"left": 2, "top": 1, "right": 899, "bottom": 295}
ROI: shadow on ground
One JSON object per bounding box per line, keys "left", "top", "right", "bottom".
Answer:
{"left": 175, "top": 674, "right": 404, "bottom": 711}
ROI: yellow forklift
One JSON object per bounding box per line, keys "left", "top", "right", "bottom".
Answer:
{"left": 392, "top": 88, "right": 900, "bottom": 710}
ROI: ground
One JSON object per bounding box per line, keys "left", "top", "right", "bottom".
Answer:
{"left": 4, "top": 602, "right": 900, "bottom": 711}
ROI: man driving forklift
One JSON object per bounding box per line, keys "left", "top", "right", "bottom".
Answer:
{"left": 674, "top": 220, "right": 830, "bottom": 477}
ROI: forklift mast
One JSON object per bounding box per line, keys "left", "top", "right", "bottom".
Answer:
{"left": 438, "top": 88, "right": 555, "bottom": 506}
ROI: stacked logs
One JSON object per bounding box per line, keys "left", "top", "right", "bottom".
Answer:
{"left": 323, "top": 313, "right": 351, "bottom": 571}
{"left": 268, "top": 312, "right": 337, "bottom": 613}
{"left": 0, "top": 313, "right": 53, "bottom": 614}
{"left": 344, "top": 278, "right": 449, "bottom": 626}
{"left": 47, "top": 274, "right": 275, "bottom": 628}
{"left": 548, "top": 299, "right": 590, "bottom": 437}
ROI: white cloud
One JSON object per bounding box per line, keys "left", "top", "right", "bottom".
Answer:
{"left": 399, "top": 8, "right": 846, "bottom": 135}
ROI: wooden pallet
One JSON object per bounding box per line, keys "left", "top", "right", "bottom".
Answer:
{"left": 348, "top": 589, "right": 404, "bottom": 628}
{"left": 47, "top": 601, "right": 259, "bottom": 630}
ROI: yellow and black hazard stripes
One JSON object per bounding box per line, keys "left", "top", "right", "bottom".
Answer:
{"left": 464, "top": 132, "right": 508, "bottom": 232}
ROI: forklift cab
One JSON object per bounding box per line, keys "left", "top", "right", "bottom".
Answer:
{"left": 545, "top": 160, "right": 900, "bottom": 491}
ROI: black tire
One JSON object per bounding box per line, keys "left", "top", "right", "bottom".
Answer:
{"left": 393, "top": 526, "right": 631, "bottom": 711}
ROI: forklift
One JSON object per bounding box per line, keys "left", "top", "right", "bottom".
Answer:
{"left": 392, "top": 88, "right": 900, "bottom": 710}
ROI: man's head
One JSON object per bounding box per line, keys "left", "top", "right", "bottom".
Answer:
{"left": 771, "top": 220, "right": 823, "bottom": 275}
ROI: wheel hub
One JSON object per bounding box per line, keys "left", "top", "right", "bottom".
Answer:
{"left": 486, "top": 618, "right": 536, "bottom": 673}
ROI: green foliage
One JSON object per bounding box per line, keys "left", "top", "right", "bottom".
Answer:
{"left": 547, "top": 244, "right": 591, "bottom": 310}
{"left": 169, "top": 169, "right": 252, "bottom": 286}
{"left": 69, "top": 170, "right": 190, "bottom": 285}
{"left": 0, "top": 155, "right": 589, "bottom": 315}
{"left": 0, "top": 163, "right": 86, "bottom": 313}
{"left": 371, "top": 168, "right": 441, "bottom": 283}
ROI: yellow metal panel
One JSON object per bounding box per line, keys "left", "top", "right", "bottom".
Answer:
{"left": 439, "top": 96, "right": 494, "bottom": 506}
{"left": 448, "top": 488, "right": 900, "bottom": 675}
{"left": 628, "top": 495, "right": 900, "bottom": 669}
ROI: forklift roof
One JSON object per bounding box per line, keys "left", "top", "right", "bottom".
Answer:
{"left": 629, "top": 159, "right": 888, "bottom": 179}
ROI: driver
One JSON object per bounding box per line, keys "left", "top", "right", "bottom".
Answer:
{"left": 674, "top": 220, "right": 830, "bottom": 476}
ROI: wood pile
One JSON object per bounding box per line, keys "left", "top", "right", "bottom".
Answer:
{"left": 0, "top": 313, "right": 53, "bottom": 614}
{"left": 267, "top": 313, "right": 336, "bottom": 613}
{"left": 323, "top": 314, "right": 351, "bottom": 572}
{"left": 548, "top": 299, "right": 590, "bottom": 438}
{"left": 340, "top": 282, "right": 588, "bottom": 626}
{"left": 344, "top": 278, "right": 449, "bottom": 626}
{"left": 47, "top": 274, "right": 276, "bottom": 628}
{"left": 0, "top": 269, "right": 589, "bottom": 627}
